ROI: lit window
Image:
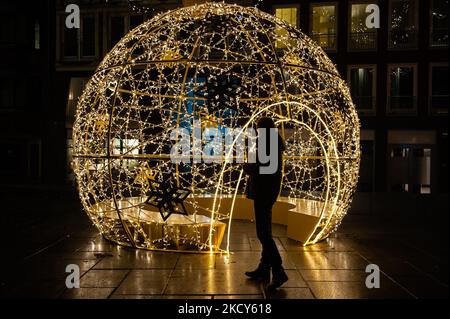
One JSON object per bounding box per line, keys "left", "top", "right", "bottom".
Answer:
{"left": 274, "top": 7, "right": 298, "bottom": 49}
{"left": 389, "top": 0, "right": 418, "bottom": 49}
{"left": 114, "top": 138, "right": 140, "bottom": 169}
{"left": 66, "top": 77, "right": 89, "bottom": 126}
{"left": 311, "top": 4, "right": 337, "bottom": 51}
{"left": 348, "top": 65, "right": 376, "bottom": 114}
{"left": 349, "top": 3, "right": 377, "bottom": 50}
{"left": 387, "top": 65, "right": 417, "bottom": 114}
{"left": 430, "top": 0, "right": 449, "bottom": 47}
{"left": 34, "top": 20, "right": 40, "bottom": 50}
{"left": 429, "top": 64, "right": 449, "bottom": 115}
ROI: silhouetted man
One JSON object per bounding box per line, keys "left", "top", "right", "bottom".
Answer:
{"left": 243, "top": 117, "right": 288, "bottom": 290}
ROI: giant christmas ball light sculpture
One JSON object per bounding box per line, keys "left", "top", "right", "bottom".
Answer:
{"left": 73, "top": 2, "right": 360, "bottom": 253}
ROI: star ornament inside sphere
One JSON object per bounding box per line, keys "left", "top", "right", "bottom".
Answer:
{"left": 194, "top": 71, "right": 244, "bottom": 115}
{"left": 144, "top": 174, "right": 191, "bottom": 222}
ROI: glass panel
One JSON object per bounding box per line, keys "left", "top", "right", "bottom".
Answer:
{"left": 275, "top": 7, "right": 298, "bottom": 49}
{"left": 389, "top": 146, "right": 410, "bottom": 192}
{"left": 358, "top": 140, "right": 374, "bottom": 191}
{"left": 0, "top": 15, "right": 14, "bottom": 44}
{"left": 64, "top": 27, "right": 78, "bottom": 57}
{"left": 0, "top": 143, "right": 20, "bottom": 175}
{"left": 411, "top": 148, "right": 431, "bottom": 194}
{"left": 350, "top": 3, "right": 377, "bottom": 50}
{"left": 350, "top": 67, "right": 375, "bottom": 110}
{"left": 34, "top": 20, "right": 40, "bottom": 50}
{"left": 130, "top": 15, "right": 144, "bottom": 30}
{"left": 82, "top": 16, "right": 95, "bottom": 57}
{"left": 311, "top": 4, "right": 337, "bottom": 50}
{"left": 431, "top": 66, "right": 449, "bottom": 113}
{"left": 111, "top": 16, "right": 125, "bottom": 48}
{"left": 390, "top": 0, "right": 418, "bottom": 48}
{"left": 431, "top": 0, "right": 449, "bottom": 47}
{"left": 389, "top": 66, "right": 416, "bottom": 111}
{"left": 66, "top": 78, "right": 89, "bottom": 126}
{"left": 0, "top": 78, "right": 14, "bottom": 110}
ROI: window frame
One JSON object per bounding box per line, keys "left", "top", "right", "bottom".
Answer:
{"left": 430, "top": 0, "right": 449, "bottom": 48}
{"left": 348, "top": 0, "right": 378, "bottom": 52}
{"left": 60, "top": 11, "right": 99, "bottom": 61}
{"left": 309, "top": 2, "right": 338, "bottom": 52}
{"left": 106, "top": 13, "right": 145, "bottom": 52}
{"left": 347, "top": 64, "right": 377, "bottom": 116}
{"left": 388, "top": 0, "right": 419, "bottom": 50}
{"left": 429, "top": 62, "right": 449, "bottom": 115}
{"left": 273, "top": 4, "right": 301, "bottom": 28}
{"left": 387, "top": 63, "right": 418, "bottom": 115}
{"left": 272, "top": 4, "right": 301, "bottom": 50}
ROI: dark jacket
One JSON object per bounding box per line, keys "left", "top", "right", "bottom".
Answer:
{"left": 243, "top": 133, "right": 285, "bottom": 204}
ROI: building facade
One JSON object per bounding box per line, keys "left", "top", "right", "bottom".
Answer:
{"left": 0, "top": 1, "right": 52, "bottom": 185}
{"left": 259, "top": 0, "right": 449, "bottom": 215}
{"left": 2, "top": 0, "right": 448, "bottom": 215}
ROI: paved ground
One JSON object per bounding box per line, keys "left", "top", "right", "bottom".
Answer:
{"left": 0, "top": 187, "right": 448, "bottom": 299}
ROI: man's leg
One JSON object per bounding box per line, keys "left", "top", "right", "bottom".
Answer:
{"left": 255, "top": 199, "right": 281, "bottom": 268}
{"left": 255, "top": 200, "right": 270, "bottom": 266}
{"left": 256, "top": 200, "right": 288, "bottom": 290}
{"left": 244, "top": 200, "right": 271, "bottom": 280}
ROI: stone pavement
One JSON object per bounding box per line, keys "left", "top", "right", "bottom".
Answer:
{"left": 0, "top": 188, "right": 448, "bottom": 299}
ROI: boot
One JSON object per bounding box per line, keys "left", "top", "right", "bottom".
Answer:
{"left": 245, "top": 263, "right": 270, "bottom": 281}
{"left": 267, "top": 267, "right": 288, "bottom": 290}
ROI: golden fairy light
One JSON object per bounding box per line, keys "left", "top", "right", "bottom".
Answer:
{"left": 72, "top": 2, "right": 360, "bottom": 252}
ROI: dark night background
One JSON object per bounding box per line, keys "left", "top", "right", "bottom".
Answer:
{"left": 0, "top": 0, "right": 448, "bottom": 299}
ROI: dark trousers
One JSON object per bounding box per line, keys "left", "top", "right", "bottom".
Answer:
{"left": 254, "top": 199, "right": 282, "bottom": 269}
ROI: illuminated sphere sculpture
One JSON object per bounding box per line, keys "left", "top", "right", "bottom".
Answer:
{"left": 73, "top": 2, "right": 360, "bottom": 252}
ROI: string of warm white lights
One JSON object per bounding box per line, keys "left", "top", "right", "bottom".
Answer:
{"left": 73, "top": 2, "right": 360, "bottom": 252}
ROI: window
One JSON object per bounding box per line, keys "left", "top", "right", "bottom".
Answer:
{"left": 389, "top": 0, "right": 418, "bottom": 49}
{"left": 274, "top": 6, "right": 299, "bottom": 49}
{"left": 113, "top": 138, "right": 140, "bottom": 169}
{"left": 429, "top": 63, "right": 449, "bottom": 115}
{"left": 110, "top": 16, "right": 125, "bottom": 48}
{"left": 349, "top": 2, "right": 377, "bottom": 50}
{"left": 358, "top": 135, "right": 375, "bottom": 192}
{"left": 387, "top": 64, "right": 417, "bottom": 114}
{"left": 130, "top": 15, "right": 144, "bottom": 30}
{"left": 388, "top": 145, "right": 433, "bottom": 194}
{"left": 430, "top": 0, "right": 449, "bottom": 47}
{"left": 82, "top": 16, "right": 95, "bottom": 57}
{"left": 63, "top": 26, "right": 78, "bottom": 57}
{"left": 0, "top": 143, "right": 20, "bottom": 177}
{"left": 66, "top": 77, "right": 89, "bottom": 127}
{"left": 34, "top": 20, "right": 40, "bottom": 50}
{"left": 63, "top": 15, "right": 97, "bottom": 59}
{"left": 0, "top": 15, "right": 14, "bottom": 45}
{"left": 311, "top": 3, "right": 337, "bottom": 51}
{"left": 109, "top": 15, "right": 144, "bottom": 49}
{"left": 348, "top": 65, "right": 376, "bottom": 114}
{"left": 0, "top": 78, "right": 14, "bottom": 111}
